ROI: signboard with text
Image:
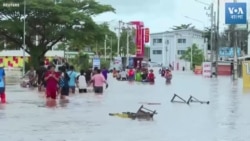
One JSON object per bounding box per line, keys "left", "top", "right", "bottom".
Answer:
{"left": 218, "top": 47, "right": 241, "bottom": 57}
{"left": 92, "top": 57, "right": 100, "bottom": 69}
{"left": 225, "top": 2, "right": 247, "bottom": 24}
{"left": 242, "top": 61, "right": 250, "bottom": 88}
{"left": 130, "top": 21, "right": 144, "bottom": 57}
{"left": 202, "top": 62, "right": 211, "bottom": 77}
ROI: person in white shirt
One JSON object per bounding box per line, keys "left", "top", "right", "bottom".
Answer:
{"left": 120, "top": 69, "right": 127, "bottom": 81}
{"left": 77, "top": 70, "right": 87, "bottom": 93}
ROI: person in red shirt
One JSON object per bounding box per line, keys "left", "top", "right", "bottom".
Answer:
{"left": 147, "top": 69, "right": 155, "bottom": 83}
{"left": 44, "top": 65, "right": 60, "bottom": 100}
{"left": 127, "top": 68, "right": 134, "bottom": 81}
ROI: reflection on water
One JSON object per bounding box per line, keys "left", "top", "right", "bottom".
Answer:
{"left": 0, "top": 73, "right": 249, "bottom": 141}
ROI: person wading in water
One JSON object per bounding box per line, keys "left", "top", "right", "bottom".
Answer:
{"left": 44, "top": 65, "right": 60, "bottom": 100}
{"left": 89, "top": 69, "right": 108, "bottom": 94}
{"left": 0, "top": 64, "right": 6, "bottom": 104}
{"left": 67, "top": 66, "right": 77, "bottom": 94}
{"left": 36, "top": 61, "right": 47, "bottom": 92}
{"left": 59, "top": 68, "right": 70, "bottom": 100}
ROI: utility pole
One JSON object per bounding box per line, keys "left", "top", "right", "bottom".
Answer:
{"left": 104, "top": 35, "right": 107, "bottom": 61}
{"left": 110, "top": 37, "right": 113, "bottom": 59}
{"left": 232, "top": 0, "right": 238, "bottom": 80}
{"left": 115, "top": 20, "right": 123, "bottom": 56}
{"left": 126, "top": 29, "right": 129, "bottom": 67}
{"left": 215, "top": 0, "right": 220, "bottom": 77}
{"left": 191, "top": 45, "right": 193, "bottom": 69}
{"left": 209, "top": 3, "right": 214, "bottom": 63}
{"left": 125, "top": 23, "right": 132, "bottom": 67}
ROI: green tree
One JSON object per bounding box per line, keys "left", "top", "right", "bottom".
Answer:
{"left": 69, "top": 52, "right": 90, "bottom": 71}
{"left": 171, "top": 23, "right": 195, "bottom": 30}
{"left": 0, "top": 0, "right": 114, "bottom": 68}
{"left": 180, "top": 44, "right": 204, "bottom": 66}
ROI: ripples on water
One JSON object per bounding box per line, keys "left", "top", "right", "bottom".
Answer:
{"left": 0, "top": 73, "right": 249, "bottom": 141}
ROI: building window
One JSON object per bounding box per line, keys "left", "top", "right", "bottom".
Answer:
{"left": 177, "top": 39, "right": 186, "bottom": 43}
{"left": 153, "top": 50, "right": 162, "bottom": 54}
{"left": 165, "top": 40, "right": 169, "bottom": 44}
{"left": 153, "top": 38, "right": 162, "bottom": 44}
{"left": 177, "top": 50, "right": 185, "bottom": 55}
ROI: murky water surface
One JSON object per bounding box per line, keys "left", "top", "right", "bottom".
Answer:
{"left": 0, "top": 70, "right": 249, "bottom": 141}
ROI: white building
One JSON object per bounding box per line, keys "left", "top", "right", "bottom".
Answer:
{"left": 150, "top": 29, "right": 207, "bottom": 70}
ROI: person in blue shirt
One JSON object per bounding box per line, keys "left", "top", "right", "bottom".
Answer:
{"left": 0, "top": 64, "right": 6, "bottom": 104}
{"left": 67, "top": 65, "right": 77, "bottom": 94}
{"left": 59, "top": 68, "right": 70, "bottom": 100}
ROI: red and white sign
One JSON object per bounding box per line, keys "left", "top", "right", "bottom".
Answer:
{"left": 130, "top": 21, "right": 144, "bottom": 57}
{"left": 202, "top": 62, "right": 212, "bottom": 77}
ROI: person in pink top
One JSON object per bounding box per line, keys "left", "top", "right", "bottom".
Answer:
{"left": 89, "top": 69, "right": 108, "bottom": 94}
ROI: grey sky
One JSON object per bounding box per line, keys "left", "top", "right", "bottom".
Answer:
{"left": 94, "top": 0, "right": 250, "bottom": 33}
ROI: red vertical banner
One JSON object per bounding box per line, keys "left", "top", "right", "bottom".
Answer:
{"left": 144, "top": 28, "right": 149, "bottom": 43}
{"left": 130, "top": 21, "right": 145, "bottom": 57}
{"left": 136, "top": 26, "right": 142, "bottom": 56}
{"left": 141, "top": 27, "right": 145, "bottom": 57}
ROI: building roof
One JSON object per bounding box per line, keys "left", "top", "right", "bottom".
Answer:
{"left": 0, "top": 50, "right": 65, "bottom": 57}
{"left": 0, "top": 50, "right": 95, "bottom": 57}
{"left": 150, "top": 28, "right": 204, "bottom": 35}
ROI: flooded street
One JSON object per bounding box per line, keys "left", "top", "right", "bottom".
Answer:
{"left": 0, "top": 71, "right": 250, "bottom": 141}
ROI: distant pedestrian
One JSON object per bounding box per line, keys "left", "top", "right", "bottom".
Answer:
{"left": 230, "top": 61, "right": 234, "bottom": 75}
{"left": 102, "top": 67, "right": 108, "bottom": 80}
{"left": 0, "top": 64, "right": 6, "bottom": 104}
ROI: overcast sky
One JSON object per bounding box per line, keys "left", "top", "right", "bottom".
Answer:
{"left": 93, "top": 0, "right": 250, "bottom": 33}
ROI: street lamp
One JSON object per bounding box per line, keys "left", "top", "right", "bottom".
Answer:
{"left": 115, "top": 20, "right": 123, "bottom": 56}
{"left": 194, "top": 0, "right": 215, "bottom": 75}
{"left": 104, "top": 35, "right": 107, "bottom": 61}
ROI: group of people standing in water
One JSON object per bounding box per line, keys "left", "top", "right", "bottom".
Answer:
{"left": 19, "top": 61, "right": 109, "bottom": 102}
{"left": 113, "top": 68, "right": 155, "bottom": 83}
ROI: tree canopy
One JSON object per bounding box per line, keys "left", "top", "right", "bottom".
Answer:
{"left": 180, "top": 44, "right": 204, "bottom": 66}
{"left": 0, "top": 0, "right": 115, "bottom": 67}
{"left": 171, "top": 23, "right": 195, "bottom": 30}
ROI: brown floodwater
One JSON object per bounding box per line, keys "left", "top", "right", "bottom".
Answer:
{"left": 0, "top": 71, "right": 249, "bottom": 141}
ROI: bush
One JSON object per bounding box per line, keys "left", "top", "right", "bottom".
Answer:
{"left": 100, "top": 59, "right": 110, "bottom": 69}
{"left": 69, "top": 53, "right": 91, "bottom": 71}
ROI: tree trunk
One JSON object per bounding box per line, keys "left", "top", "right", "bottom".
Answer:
{"left": 29, "top": 47, "right": 47, "bottom": 69}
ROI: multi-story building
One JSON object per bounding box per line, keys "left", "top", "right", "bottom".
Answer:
{"left": 150, "top": 28, "right": 207, "bottom": 70}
